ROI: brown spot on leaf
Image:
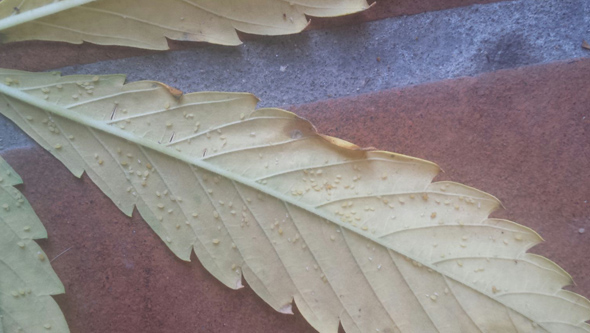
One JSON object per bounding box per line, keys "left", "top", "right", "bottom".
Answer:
{"left": 156, "top": 82, "right": 183, "bottom": 98}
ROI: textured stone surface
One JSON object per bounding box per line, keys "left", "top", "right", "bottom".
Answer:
{"left": 1, "top": 57, "right": 589, "bottom": 332}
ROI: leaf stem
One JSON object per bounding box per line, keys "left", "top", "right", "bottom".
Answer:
{"left": 0, "top": 0, "right": 95, "bottom": 31}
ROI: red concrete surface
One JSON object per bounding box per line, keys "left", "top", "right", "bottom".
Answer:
{"left": 2, "top": 58, "right": 589, "bottom": 332}
{"left": 292, "top": 58, "right": 590, "bottom": 296}
{"left": 0, "top": 0, "right": 508, "bottom": 72}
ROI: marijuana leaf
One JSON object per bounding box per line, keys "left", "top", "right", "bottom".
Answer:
{"left": 0, "top": 69, "right": 588, "bottom": 332}
{"left": 0, "top": 0, "right": 370, "bottom": 50}
{"left": 0, "top": 155, "right": 70, "bottom": 333}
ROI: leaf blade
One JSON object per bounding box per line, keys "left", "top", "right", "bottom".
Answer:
{"left": 0, "top": 70, "right": 588, "bottom": 332}
{"left": 0, "top": 0, "right": 370, "bottom": 50}
{"left": 0, "top": 155, "right": 70, "bottom": 333}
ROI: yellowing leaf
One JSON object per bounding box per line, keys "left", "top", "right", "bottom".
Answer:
{"left": 0, "top": 155, "right": 70, "bottom": 333}
{"left": 0, "top": 0, "right": 370, "bottom": 50}
{"left": 0, "top": 69, "right": 589, "bottom": 333}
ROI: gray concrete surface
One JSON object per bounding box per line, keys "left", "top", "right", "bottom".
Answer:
{"left": 1, "top": 0, "right": 589, "bottom": 151}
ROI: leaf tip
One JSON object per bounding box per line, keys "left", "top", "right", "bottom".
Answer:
{"left": 278, "top": 303, "right": 293, "bottom": 315}
{"left": 319, "top": 134, "right": 362, "bottom": 150}
{"left": 156, "top": 82, "right": 183, "bottom": 98}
